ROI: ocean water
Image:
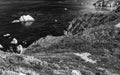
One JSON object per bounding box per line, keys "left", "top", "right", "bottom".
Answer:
{"left": 0, "top": 2, "right": 81, "bottom": 51}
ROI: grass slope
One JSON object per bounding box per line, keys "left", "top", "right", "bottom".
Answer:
{"left": 1, "top": 11, "right": 120, "bottom": 75}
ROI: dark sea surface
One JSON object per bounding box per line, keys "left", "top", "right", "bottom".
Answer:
{"left": 0, "top": 2, "right": 82, "bottom": 50}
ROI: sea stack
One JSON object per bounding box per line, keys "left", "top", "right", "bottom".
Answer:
{"left": 12, "top": 15, "right": 35, "bottom": 23}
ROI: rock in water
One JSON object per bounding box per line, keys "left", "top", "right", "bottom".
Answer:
{"left": 0, "top": 44, "right": 3, "bottom": 48}
{"left": 12, "top": 20, "right": 20, "bottom": 23}
{"left": 11, "top": 38, "right": 18, "bottom": 44}
{"left": 64, "top": 8, "right": 68, "bottom": 11}
{"left": 12, "top": 15, "right": 35, "bottom": 26}
{"left": 19, "top": 15, "right": 35, "bottom": 22}
{"left": 3, "top": 33, "right": 10, "bottom": 37}
{"left": 54, "top": 19, "right": 58, "bottom": 22}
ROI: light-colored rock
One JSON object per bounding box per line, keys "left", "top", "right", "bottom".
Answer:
{"left": 0, "top": 44, "right": 3, "bottom": 48}
{"left": 12, "top": 15, "right": 35, "bottom": 23}
{"left": 71, "top": 70, "right": 81, "bottom": 75}
{"left": 3, "top": 33, "right": 10, "bottom": 37}
{"left": 17, "top": 45, "right": 24, "bottom": 54}
{"left": 20, "top": 15, "right": 35, "bottom": 26}
{"left": 19, "top": 15, "right": 35, "bottom": 22}
{"left": 12, "top": 20, "right": 20, "bottom": 23}
{"left": 74, "top": 52, "right": 97, "bottom": 64}
{"left": 11, "top": 38, "right": 18, "bottom": 44}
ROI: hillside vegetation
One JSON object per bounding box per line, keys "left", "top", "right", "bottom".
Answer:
{"left": 1, "top": 11, "right": 120, "bottom": 75}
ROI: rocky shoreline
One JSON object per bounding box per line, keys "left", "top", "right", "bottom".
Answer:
{"left": 0, "top": 2, "right": 120, "bottom": 75}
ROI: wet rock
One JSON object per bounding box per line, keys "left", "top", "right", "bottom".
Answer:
{"left": 22, "top": 21, "right": 34, "bottom": 26}
{"left": 12, "top": 15, "right": 35, "bottom": 26}
{"left": 19, "top": 15, "right": 34, "bottom": 22}
{"left": 64, "top": 8, "right": 68, "bottom": 11}
{"left": 11, "top": 38, "right": 18, "bottom": 44}
{"left": 12, "top": 20, "right": 20, "bottom": 23}
{"left": 12, "top": 15, "right": 35, "bottom": 23}
{"left": 0, "top": 44, "right": 3, "bottom": 48}
{"left": 3, "top": 34, "right": 10, "bottom": 37}
{"left": 54, "top": 19, "right": 58, "bottom": 22}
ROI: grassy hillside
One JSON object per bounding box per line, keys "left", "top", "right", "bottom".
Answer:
{"left": 1, "top": 10, "right": 120, "bottom": 75}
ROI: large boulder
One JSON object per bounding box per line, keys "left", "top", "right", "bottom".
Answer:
{"left": 19, "top": 15, "right": 35, "bottom": 22}
{"left": 10, "top": 38, "right": 18, "bottom": 44}
{"left": 12, "top": 15, "right": 35, "bottom": 26}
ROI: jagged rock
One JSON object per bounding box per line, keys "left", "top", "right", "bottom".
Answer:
{"left": 12, "top": 15, "right": 35, "bottom": 26}
{"left": 93, "top": 0, "right": 119, "bottom": 7}
{"left": 12, "top": 15, "right": 35, "bottom": 23}
{"left": 19, "top": 15, "right": 35, "bottom": 22}
{"left": 11, "top": 38, "right": 18, "bottom": 44}
{"left": 93, "top": 0, "right": 119, "bottom": 11}
{"left": 17, "top": 45, "right": 24, "bottom": 54}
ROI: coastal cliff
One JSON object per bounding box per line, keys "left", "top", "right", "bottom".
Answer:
{"left": 0, "top": 1, "right": 120, "bottom": 74}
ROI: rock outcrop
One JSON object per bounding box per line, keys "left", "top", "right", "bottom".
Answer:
{"left": 12, "top": 15, "right": 35, "bottom": 26}
{"left": 93, "top": 0, "right": 120, "bottom": 11}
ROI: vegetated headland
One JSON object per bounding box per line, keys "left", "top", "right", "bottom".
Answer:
{"left": 0, "top": 1, "right": 120, "bottom": 75}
